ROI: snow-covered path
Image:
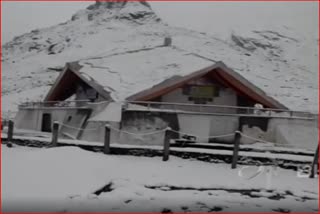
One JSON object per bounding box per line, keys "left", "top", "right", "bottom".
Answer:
{"left": 2, "top": 145, "right": 318, "bottom": 212}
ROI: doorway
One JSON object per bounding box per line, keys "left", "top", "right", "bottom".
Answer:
{"left": 41, "top": 113, "right": 52, "bottom": 132}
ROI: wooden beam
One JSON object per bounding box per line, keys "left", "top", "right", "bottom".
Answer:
{"left": 163, "top": 127, "right": 172, "bottom": 161}
{"left": 231, "top": 131, "right": 241, "bottom": 169}
{"left": 310, "top": 144, "right": 319, "bottom": 178}
{"left": 104, "top": 124, "right": 111, "bottom": 154}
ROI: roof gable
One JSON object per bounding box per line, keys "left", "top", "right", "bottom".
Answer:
{"left": 45, "top": 60, "right": 287, "bottom": 109}
{"left": 44, "top": 62, "right": 111, "bottom": 101}
{"left": 127, "top": 62, "right": 288, "bottom": 109}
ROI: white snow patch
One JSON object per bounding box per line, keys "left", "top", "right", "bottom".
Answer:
{"left": 2, "top": 146, "right": 318, "bottom": 212}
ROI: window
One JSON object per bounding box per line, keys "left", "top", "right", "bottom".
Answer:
{"left": 86, "top": 88, "right": 98, "bottom": 101}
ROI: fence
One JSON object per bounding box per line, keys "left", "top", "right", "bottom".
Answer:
{"left": 2, "top": 119, "right": 318, "bottom": 178}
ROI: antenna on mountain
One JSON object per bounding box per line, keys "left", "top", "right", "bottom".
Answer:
{"left": 164, "top": 37, "right": 172, "bottom": 47}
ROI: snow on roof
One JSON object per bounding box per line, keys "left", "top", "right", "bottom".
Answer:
{"left": 78, "top": 46, "right": 212, "bottom": 101}
{"left": 71, "top": 45, "right": 288, "bottom": 109}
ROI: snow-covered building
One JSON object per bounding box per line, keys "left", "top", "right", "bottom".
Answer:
{"left": 44, "top": 61, "right": 287, "bottom": 108}
{"left": 14, "top": 57, "right": 317, "bottom": 150}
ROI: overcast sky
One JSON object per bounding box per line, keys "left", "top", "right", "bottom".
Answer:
{"left": 2, "top": 1, "right": 318, "bottom": 43}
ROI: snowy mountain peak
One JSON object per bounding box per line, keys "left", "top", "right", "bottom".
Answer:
{"left": 90, "top": 0, "right": 151, "bottom": 10}
{"left": 2, "top": 0, "right": 163, "bottom": 62}
{"left": 71, "top": 0, "right": 161, "bottom": 24}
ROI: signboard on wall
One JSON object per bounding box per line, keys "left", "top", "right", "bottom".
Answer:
{"left": 190, "top": 86, "right": 215, "bottom": 98}
{"left": 183, "top": 85, "right": 219, "bottom": 98}
{"left": 182, "top": 84, "right": 220, "bottom": 104}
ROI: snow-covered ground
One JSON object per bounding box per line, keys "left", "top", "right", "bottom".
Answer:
{"left": 2, "top": 145, "right": 318, "bottom": 212}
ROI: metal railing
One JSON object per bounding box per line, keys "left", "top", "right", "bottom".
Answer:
{"left": 125, "top": 101, "right": 317, "bottom": 119}
{"left": 19, "top": 100, "right": 91, "bottom": 109}
{"left": 18, "top": 100, "right": 317, "bottom": 119}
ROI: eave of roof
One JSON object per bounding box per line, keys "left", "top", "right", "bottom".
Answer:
{"left": 126, "top": 61, "right": 288, "bottom": 109}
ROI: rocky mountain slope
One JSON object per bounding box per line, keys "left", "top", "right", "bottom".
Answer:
{"left": 2, "top": 0, "right": 318, "bottom": 118}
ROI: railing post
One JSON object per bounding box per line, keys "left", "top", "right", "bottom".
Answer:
{"left": 104, "top": 124, "right": 111, "bottom": 154}
{"left": 51, "top": 121, "right": 59, "bottom": 147}
{"left": 163, "top": 127, "right": 172, "bottom": 161}
{"left": 7, "top": 120, "right": 14, "bottom": 146}
{"left": 310, "top": 145, "right": 319, "bottom": 178}
{"left": 290, "top": 111, "right": 293, "bottom": 117}
{"left": 231, "top": 131, "right": 241, "bottom": 169}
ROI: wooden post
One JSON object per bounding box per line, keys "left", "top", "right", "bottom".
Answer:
{"left": 290, "top": 111, "right": 293, "bottom": 117}
{"left": 104, "top": 124, "right": 111, "bottom": 154}
{"left": 231, "top": 131, "right": 241, "bottom": 169}
{"left": 7, "top": 120, "right": 14, "bottom": 142}
{"left": 51, "top": 121, "right": 59, "bottom": 147}
{"left": 310, "top": 144, "right": 319, "bottom": 178}
{"left": 163, "top": 127, "right": 172, "bottom": 161}
{"left": 6, "top": 120, "right": 14, "bottom": 147}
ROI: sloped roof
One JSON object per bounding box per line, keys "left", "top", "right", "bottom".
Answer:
{"left": 44, "top": 62, "right": 111, "bottom": 101}
{"left": 75, "top": 46, "right": 214, "bottom": 101}
{"left": 127, "top": 61, "right": 288, "bottom": 109}
{"left": 44, "top": 46, "right": 287, "bottom": 109}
